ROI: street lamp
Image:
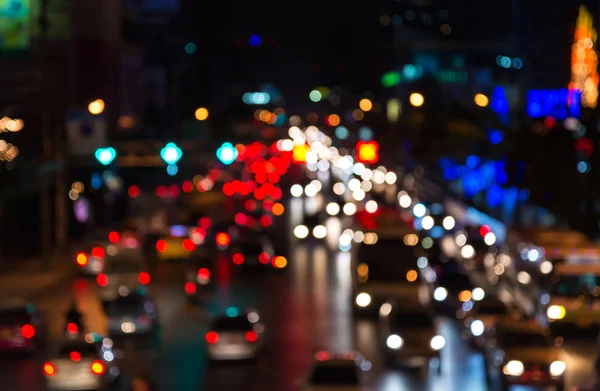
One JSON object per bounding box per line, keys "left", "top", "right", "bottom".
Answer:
{"left": 88, "top": 99, "right": 105, "bottom": 115}
{"left": 195, "top": 107, "right": 209, "bottom": 121}
{"left": 409, "top": 93, "right": 424, "bottom": 107}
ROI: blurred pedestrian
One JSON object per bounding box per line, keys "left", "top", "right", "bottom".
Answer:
{"left": 130, "top": 372, "right": 157, "bottom": 391}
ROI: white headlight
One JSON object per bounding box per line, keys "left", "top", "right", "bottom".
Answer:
{"left": 326, "top": 202, "right": 340, "bottom": 216}
{"left": 484, "top": 232, "right": 496, "bottom": 246}
{"left": 430, "top": 335, "right": 445, "bottom": 350}
{"left": 434, "top": 287, "right": 448, "bottom": 301}
{"left": 470, "top": 320, "right": 484, "bottom": 336}
{"left": 421, "top": 216, "right": 434, "bottom": 230}
{"left": 472, "top": 287, "right": 485, "bottom": 301}
{"left": 503, "top": 360, "right": 524, "bottom": 376}
{"left": 442, "top": 216, "right": 455, "bottom": 230}
{"left": 312, "top": 225, "right": 327, "bottom": 239}
{"left": 379, "top": 303, "right": 392, "bottom": 316}
{"left": 386, "top": 334, "right": 403, "bottom": 350}
{"left": 294, "top": 225, "right": 309, "bottom": 239}
{"left": 549, "top": 360, "right": 566, "bottom": 376}
{"left": 355, "top": 293, "right": 371, "bottom": 307}
{"left": 290, "top": 184, "right": 303, "bottom": 197}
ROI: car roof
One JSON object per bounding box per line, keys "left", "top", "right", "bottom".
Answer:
{"left": 494, "top": 320, "right": 549, "bottom": 335}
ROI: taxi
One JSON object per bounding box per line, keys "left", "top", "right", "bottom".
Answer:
{"left": 482, "top": 320, "right": 566, "bottom": 391}
{"left": 156, "top": 225, "right": 201, "bottom": 261}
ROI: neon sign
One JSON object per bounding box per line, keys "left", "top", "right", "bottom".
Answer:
{"left": 526, "top": 89, "right": 581, "bottom": 119}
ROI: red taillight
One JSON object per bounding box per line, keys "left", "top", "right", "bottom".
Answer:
{"left": 199, "top": 217, "right": 212, "bottom": 229}
{"left": 43, "top": 362, "right": 56, "bottom": 376}
{"left": 91, "top": 360, "right": 105, "bottom": 375}
{"left": 21, "top": 324, "right": 35, "bottom": 339}
{"left": 91, "top": 247, "right": 105, "bottom": 259}
{"left": 198, "top": 268, "right": 210, "bottom": 279}
{"left": 183, "top": 239, "right": 195, "bottom": 251}
{"left": 76, "top": 252, "right": 88, "bottom": 266}
{"left": 156, "top": 240, "right": 168, "bottom": 252}
{"left": 258, "top": 252, "right": 270, "bottom": 264}
{"left": 108, "top": 231, "right": 120, "bottom": 244}
{"left": 245, "top": 331, "right": 258, "bottom": 343}
{"left": 232, "top": 253, "right": 244, "bottom": 265}
{"left": 97, "top": 274, "right": 108, "bottom": 286}
{"left": 205, "top": 331, "right": 219, "bottom": 344}
{"left": 184, "top": 282, "right": 197, "bottom": 295}
{"left": 70, "top": 351, "right": 81, "bottom": 362}
{"left": 138, "top": 272, "right": 150, "bottom": 285}
{"left": 67, "top": 323, "right": 78, "bottom": 334}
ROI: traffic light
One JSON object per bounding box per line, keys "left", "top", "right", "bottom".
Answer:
{"left": 160, "top": 143, "right": 182, "bottom": 165}
{"left": 217, "top": 142, "right": 238, "bottom": 165}
{"left": 95, "top": 147, "right": 116, "bottom": 165}
{"left": 356, "top": 141, "right": 379, "bottom": 164}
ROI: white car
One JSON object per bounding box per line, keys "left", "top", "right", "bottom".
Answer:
{"left": 43, "top": 338, "right": 119, "bottom": 390}
{"left": 205, "top": 308, "right": 265, "bottom": 360}
{"left": 300, "top": 351, "right": 371, "bottom": 390}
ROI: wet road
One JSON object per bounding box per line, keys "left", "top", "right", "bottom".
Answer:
{"left": 0, "top": 220, "right": 596, "bottom": 390}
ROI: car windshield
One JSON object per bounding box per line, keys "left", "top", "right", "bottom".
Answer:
{"left": 232, "top": 243, "right": 264, "bottom": 256}
{"left": 477, "top": 303, "right": 508, "bottom": 315}
{"left": 0, "top": 309, "right": 30, "bottom": 326}
{"left": 390, "top": 310, "right": 433, "bottom": 329}
{"left": 213, "top": 316, "right": 252, "bottom": 331}
{"left": 309, "top": 364, "right": 359, "bottom": 385}
{"left": 105, "top": 294, "right": 145, "bottom": 314}
{"left": 357, "top": 240, "right": 417, "bottom": 283}
{"left": 550, "top": 274, "right": 600, "bottom": 298}
{"left": 58, "top": 342, "right": 99, "bottom": 357}
{"left": 502, "top": 331, "right": 551, "bottom": 348}
{"left": 105, "top": 260, "right": 141, "bottom": 274}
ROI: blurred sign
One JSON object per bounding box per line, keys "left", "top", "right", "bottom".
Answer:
{"left": 0, "top": 0, "right": 31, "bottom": 51}
{"left": 526, "top": 89, "right": 581, "bottom": 119}
{"left": 66, "top": 109, "right": 107, "bottom": 156}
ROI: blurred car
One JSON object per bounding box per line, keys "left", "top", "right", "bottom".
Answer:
{"left": 205, "top": 307, "right": 265, "bottom": 360}
{"left": 104, "top": 292, "right": 158, "bottom": 336}
{"left": 229, "top": 235, "right": 275, "bottom": 268}
{"left": 75, "top": 246, "right": 106, "bottom": 276}
{"left": 96, "top": 250, "right": 150, "bottom": 302}
{"left": 379, "top": 302, "right": 443, "bottom": 375}
{"left": 462, "top": 296, "right": 521, "bottom": 346}
{"left": 455, "top": 225, "right": 496, "bottom": 271}
{"left": 184, "top": 254, "right": 215, "bottom": 301}
{"left": 43, "top": 338, "right": 119, "bottom": 391}
{"left": 482, "top": 320, "right": 566, "bottom": 391}
{"left": 299, "top": 351, "right": 371, "bottom": 390}
{"left": 424, "top": 258, "right": 478, "bottom": 316}
{"left": 294, "top": 213, "right": 328, "bottom": 241}
{"left": 0, "top": 299, "right": 45, "bottom": 353}
{"left": 156, "top": 225, "right": 198, "bottom": 262}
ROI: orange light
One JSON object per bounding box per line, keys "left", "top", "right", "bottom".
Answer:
{"left": 156, "top": 240, "right": 168, "bottom": 252}
{"left": 356, "top": 141, "right": 379, "bottom": 164}
{"left": 43, "top": 362, "right": 56, "bottom": 376}
{"left": 359, "top": 98, "right": 373, "bottom": 112}
{"left": 216, "top": 233, "right": 230, "bottom": 247}
{"left": 76, "top": 252, "right": 88, "bottom": 266}
{"left": 272, "top": 256, "right": 287, "bottom": 268}
{"left": 272, "top": 203, "right": 284, "bottom": 216}
{"left": 406, "top": 270, "right": 418, "bottom": 282}
{"left": 326, "top": 114, "right": 341, "bottom": 127}
{"left": 292, "top": 144, "right": 309, "bottom": 163}
{"left": 91, "top": 360, "right": 105, "bottom": 375}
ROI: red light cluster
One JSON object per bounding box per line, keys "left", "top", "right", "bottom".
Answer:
{"left": 223, "top": 180, "right": 256, "bottom": 196}
{"left": 253, "top": 182, "right": 282, "bottom": 200}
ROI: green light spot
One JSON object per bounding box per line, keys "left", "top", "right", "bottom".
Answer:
{"left": 309, "top": 90, "right": 322, "bottom": 102}
{"left": 381, "top": 71, "right": 401, "bottom": 88}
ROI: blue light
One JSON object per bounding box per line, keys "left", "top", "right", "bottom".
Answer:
{"left": 95, "top": 147, "right": 116, "bottom": 165}
{"left": 491, "top": 86, "right": 509, "bottom": 115}
{"left": 518, "top": 189, "right": 530, "bottom": 201}
{"left": 217, "top": 142, "right": 238, "bottom": 165}
{"left": 466, "top": 155, "right": 480, "bottom": 168}
{"left": 429, "top": 203, "right": 444, "bottom": 215}
{"left": 359, "top": 127, "right": 373, "bottom": 141}
{"left": 335, "top": 126, "right": 349, "bottom": 139}
{"left": 527, "top": 89, "right": 579, "bottom": 119}
{"left": 430, "top": 226, "right": 444, "bottom": 239}
{"left": 170, "top": 225, "right": 187, "bottom": 237}
{"left": 512, "top": 58, "right": 523, "bottom": 69}
{"left": 185, "top": 42, "right": 196, "bottom": 54}
{"left": 577, "top": 161, "right": 590, "bottom": 173}
{"left": 249, "top": 34, "right": 262, "bottom": 47}
{"left": 91, "top": 173, "right": 102, "bottom": 190}
{"left": 413, "top": 218, "right": 423, "bottom": 230}
{"left": 226, "top": 307, "right": 240, "bottom": 317}
{"left": 242, "top": 92, "right": 270, "bottom": 105}
{"left": 167, "top": 164, "right": 178, "bottom": 176}
{"left": 488, "top": 129, "right": 504, "bottom": 145}
{"left": 486, "top": 185, "right": 503, "bottom": 208}
{"left": 160, "top": 142, "right": 182, "bottom": 165}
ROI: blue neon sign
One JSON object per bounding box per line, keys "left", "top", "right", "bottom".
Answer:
{"left": 526, "top": 88, "right": 581, "bottom": 119}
